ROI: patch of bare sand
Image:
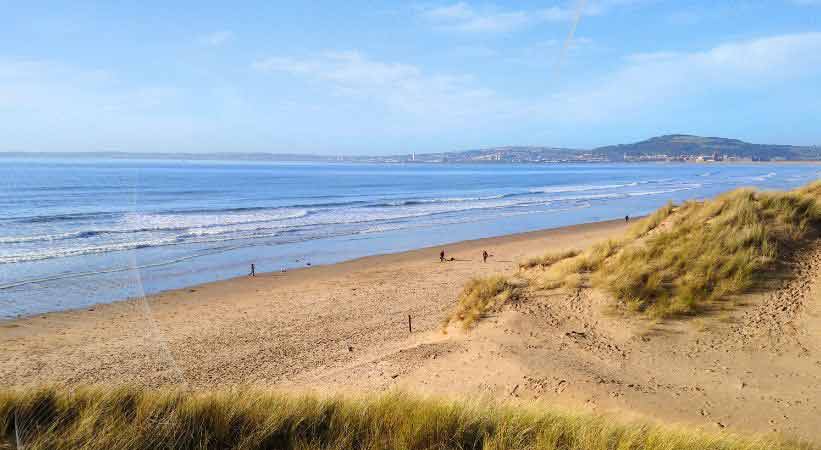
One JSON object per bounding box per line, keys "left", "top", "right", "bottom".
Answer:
{"left": 389, "top": 242, "right": 821, "bottom": 442}
{"left": 2, "top": 218, "right": 821, "bottom": 443}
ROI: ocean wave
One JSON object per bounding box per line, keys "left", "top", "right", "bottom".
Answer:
{"left": 0, "top": 229, "right": 284, "bottom": 264}
{"left": 0, "top": 230, "right": 101, "bottom": 244}
{"left": 120, "top": 209, "right": 311, "bottom": 231}
{"left": 1, "top": 200, "right": 537, "bottom": 262}
{"left": 159, "top": 199, "right": 372, "bottom": 215}
{"left": 548, "top": 193, "right": 625, "bottom": 202}
{"left": 374, "top": 194, "right": 509, "bottom": 207}
{"left": 0, "top": 184, "right": 707, "bottom": 251}
{"left": 355, "top": 224, "right": 410, "bottom": 235}
{"left": 7, "top": 211, "right": 120, "bottom": 224}
{"left": 626, "top": 184, "right": 702, "bottom": 196}
{"left": 528, "top": 183, "right": 637, "bottom": 194}
{"left": 0, "top": 240, "right": 175, "bottom": 264}
{"left": 0, "top": 243, "right": 253, "bottom": 290}
{"left": 2, "top": 201, "right": 362, "bottom": 225}
{"left": 0, "top": 210, "right": 311, "bottom": 244}
{"left": 0, "top": 178, "right": 711, "bottom": 264}
{"left": 753, "top": 172, "right": 777, "bottom": 181}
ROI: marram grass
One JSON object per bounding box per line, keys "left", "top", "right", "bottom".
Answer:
{"left": 0, "top": 386, "right": 810, "bottom": 450}
{"left": 518, "top": 181, "right": 821, "bottom": 318}
{"left": 443, "top": 275, "right": 522, "bottom": 330}
{"left": 518, "top": 249, "right": 581, "bottom": 270}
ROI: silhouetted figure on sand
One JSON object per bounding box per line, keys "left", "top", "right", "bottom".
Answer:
{"left": 440, "top": 249, "right": 445, "bottom": 262}
{"left": 625, "top": 215, "right": 630, "bottom": 223}
{"left": 482, "top": 250, "right": 489, "bottom": 263}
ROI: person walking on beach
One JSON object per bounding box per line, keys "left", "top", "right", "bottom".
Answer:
{"left": 625, "top": 215, "right": 630, "bottom": 223}
{"left": 482, "top": 250, "right": 489, "bottom": 263}
{"left": 440, "top": 249, "right": 446, "bottom": 262}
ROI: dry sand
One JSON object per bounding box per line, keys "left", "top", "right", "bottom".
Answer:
{"left": 2, "top": 218, "right": 821, "bottom": 443}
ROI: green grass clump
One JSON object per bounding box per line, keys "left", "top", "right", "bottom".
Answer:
{"left": 444, "top": 275, "right": 521, "bottom": 329}
{"left": 0, "top": 386, "right": 809, "bottom": 450}
{"left": 600, "top": 187, "right": 821, "bottom": 316}
{"left": 519, "top": 249, "right": 581, "bottom": 270}
{"left": 519, "top": 182, "right": 821, "bottom": 317}
{"left": 536, "top": 239, "right": 624, "bottom": 290}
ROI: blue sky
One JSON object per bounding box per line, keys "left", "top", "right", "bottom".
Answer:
{"left": 1, "top": 1, "right": 820, "bottom": 154}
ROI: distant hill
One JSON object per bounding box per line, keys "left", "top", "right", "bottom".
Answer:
{"left": 2, "top": 135, "right": 818, "bottom": 163}
{"left": 592, "top": 134, "right": 821, "bottom": 161}
{"left": 387, "top": 135, "right": 820, "bottom": 163}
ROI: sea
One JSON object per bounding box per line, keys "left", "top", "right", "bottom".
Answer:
{"left": 1, "top": 158, "right": 819, "bottom": 319}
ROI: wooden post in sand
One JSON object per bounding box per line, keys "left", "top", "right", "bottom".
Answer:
{"left": 408, "top": 314, "right": 412, "bottom": 333}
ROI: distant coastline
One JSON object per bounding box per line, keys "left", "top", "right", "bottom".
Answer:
{"left": 2, "top": 134, "right": 819, "bottom": 164}
{"left": 2, "top": 153, "right": 819, "bottom": 165}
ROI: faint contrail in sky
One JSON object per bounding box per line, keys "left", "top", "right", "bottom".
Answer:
{"left": 553, "top": 0, "right": 588, "bottom": 78}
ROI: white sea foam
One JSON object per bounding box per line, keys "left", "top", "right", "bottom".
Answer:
{"left": 0, "top": 172, "right": 763, "bottom": 268}
{"left": 753, "top": 172, "right": 777, "bottom": 181}
{"left": 119, "top": 208, "right": 310, "bottom": 232}
{"left": 0, "top": 230, "right": 100, "bottom": 244}
{"left": 0, "top": 183, "right": 711, "bottom": 264}
{"left": 528, "top": 183, "right": 635, "bottom": 194}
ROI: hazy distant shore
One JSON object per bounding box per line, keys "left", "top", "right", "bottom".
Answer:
{"left": 2, "top": 153, "right": 820, "bottom": 164}
{"left": 1, "top": 133, "right": 819, "bottom": 164}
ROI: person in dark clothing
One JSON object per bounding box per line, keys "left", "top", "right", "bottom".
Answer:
{"left": 440, "top": 249, "right": 445, "bottom": 262}
{"left": 482, "top": 250, "right": 489, "bottom": 263}
{"left": 625, "top": 215, "right": 630, "bottom": 223}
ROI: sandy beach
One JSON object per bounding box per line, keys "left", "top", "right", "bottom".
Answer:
{"left": 3, "top": 217, "right": 821, "bottom": 442}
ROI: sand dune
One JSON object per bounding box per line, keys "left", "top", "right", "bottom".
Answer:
{"left": 2, "top": 217, "right": 821, "bottom": 442}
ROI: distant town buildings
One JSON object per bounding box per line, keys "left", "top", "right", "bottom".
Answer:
{"left": 400, "top": 148, "right": 766, "bottom": 164}
{"left": 622, "top": 150, "right": 755, "bottom": 163}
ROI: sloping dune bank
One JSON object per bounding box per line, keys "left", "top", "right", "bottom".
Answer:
{"left": 2, "top": 201, "right": 821, "bottom": 445}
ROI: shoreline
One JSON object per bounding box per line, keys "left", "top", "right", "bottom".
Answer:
{"left": 5, "top": 161, "right": 818, "bottom": 321}
{"left": 0, "top": 217, "right": 629, "bottom": 389}
{"left": 5, "top": 208, "right": 821, "bottom": 442}
{"left": 2, "top": 217, "right": 630, "bottom": 323}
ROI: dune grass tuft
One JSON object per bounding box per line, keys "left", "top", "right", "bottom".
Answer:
{"left": 0, "top": 386, "right": 810, "bottom": 450}
{"left": 444, "top": 275, "right": 521, "bottom": 329}
{"left": 519, "top": 182, "right": 821, "bottom": 317}
{"left": 534, "top": 239, "right": 624, "bottom": 290}
{"left": 627, "top": 201, "right": 675, "bottom": 238}
{"left": 519, "top": 249, "right": 581, "bottom": 270}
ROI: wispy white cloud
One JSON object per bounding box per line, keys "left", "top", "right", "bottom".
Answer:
{"left": 252, "top": 51, "right": 512, "bottom": 119}
{"left": 4, "top": 31, "right": 819, "bottom": 151}
{"left": 252, "top": 32, "right": 821, "bottom": 128}
{"left": 198, "top": 30, "right": 233, "bottom": 46}
{"left": 553, "top": 31, "right": 821, "bottom": 120}
{"left": 418, "top": 1, "right": 642, "bottom": 33}
{"left": 419, "top": 2, "right": 572, "bottom": 32}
